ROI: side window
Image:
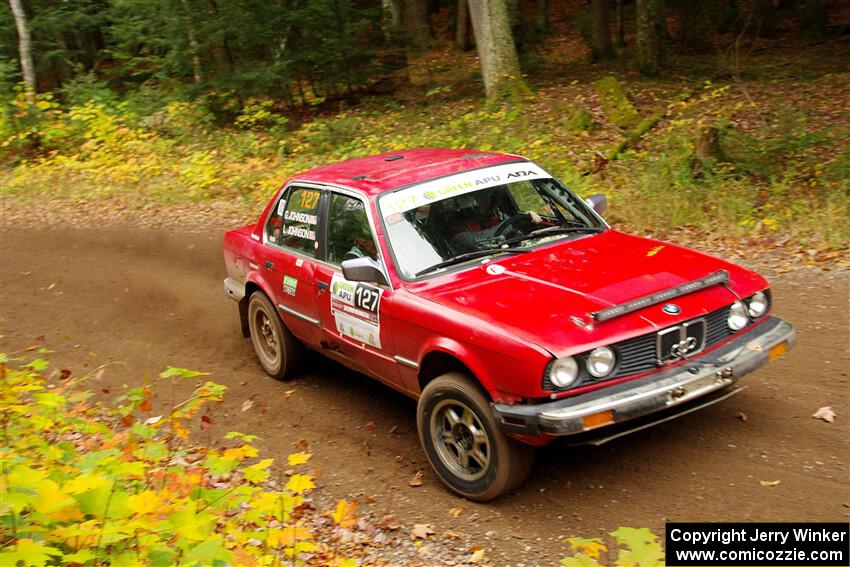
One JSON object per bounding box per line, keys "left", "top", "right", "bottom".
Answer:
{"left": 266, "top": 186, "right": 321, "bottom": 257}
{"left": 327, "top": 193, "right": 378, "bottom": 264}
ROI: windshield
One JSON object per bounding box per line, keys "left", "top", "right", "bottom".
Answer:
{"left": 378, "top": 162, "right": 604, "bottom": 279}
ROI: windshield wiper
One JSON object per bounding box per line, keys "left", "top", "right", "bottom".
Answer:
{"left": 501, "top": 225, "right": 604, "bottom": 246}
{"left": 415, "top": 248, "right": 529, "bottom": 277}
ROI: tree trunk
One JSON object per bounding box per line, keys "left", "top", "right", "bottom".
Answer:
{"left": 455, "top": 0, "right": 472, "bottom": 50}
{"left": 799, "top": 0, "right": 828, "bottom": 40}
{"left": 403, "top": 0, "right": 431, "bottom": 52}
{"left": 635, "top": 0, "right": 664, "bottom": 75}
{"left": 615, "top": 0, "right": 625, "bottom": 46}
{"left": 754, "top": 0, "right": 776, "bottom": 37}
{"left": 536, "top": 0, "right": 549, "bottom": 33}
{"left": 179, "top": 0, "right": 203, "bottom": 84}
{"left": 691, "top": 126, "right": 725, "bottom": 175}
{"left": 468, "top": 0, "right": 529, "bottom": 102}
{"left": 591, "top": 0, "right": 615, "bottom": 60}
{"left": 8, "top": 0, "right": 36, "bottom": 98}
{"left": 383, "top": 0, "right": 403, "bottom": 40}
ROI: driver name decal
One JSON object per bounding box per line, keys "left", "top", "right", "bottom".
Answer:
{"left": 330, "top": 273, "right": 383, "bottom": 348}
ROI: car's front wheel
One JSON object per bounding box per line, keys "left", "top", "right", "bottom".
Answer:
{"left": 417, "top": 372, "right": 534, "bottom": 501}
{"left": 247, "top": 291, "right": 303, "bottom": 379}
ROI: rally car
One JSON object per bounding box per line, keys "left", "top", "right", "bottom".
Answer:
{"left": 223, "top": 148, "right": 795, "bottom": 501}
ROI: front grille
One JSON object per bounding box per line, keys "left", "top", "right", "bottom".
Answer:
{"left": 543, "top": 304, "right": 739, "bottom": 391}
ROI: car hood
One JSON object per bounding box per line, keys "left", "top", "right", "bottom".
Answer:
{"left": 413, "top": 230, "right": 768, "bottom": 357}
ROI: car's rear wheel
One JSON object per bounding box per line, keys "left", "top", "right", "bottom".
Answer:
{"left": 247, "top": 291, "right": 303, "bottom": 379}
{"left": 417, "top": 372, "right": 534, "bottom": 501}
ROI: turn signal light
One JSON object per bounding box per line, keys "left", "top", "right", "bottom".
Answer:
{"left": 768, "top": 341, "right": 788, "bottom": 361}
{"left": 582, "top": 410, "right": 615, "bottom": 430}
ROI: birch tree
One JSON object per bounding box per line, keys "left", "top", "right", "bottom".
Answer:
{"left": 8, "top": 0, "right": 35, "bottom": 98}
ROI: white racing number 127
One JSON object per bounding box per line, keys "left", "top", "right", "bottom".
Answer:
{"left": 354, "top": 285, "right": 380, "bottom": 313}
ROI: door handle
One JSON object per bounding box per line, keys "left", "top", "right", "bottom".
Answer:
{"left": 264, "top": 260, "right": 274, "bottom": 270}
{"left": 317, "top": 281, "right": 329, "bottom": 292}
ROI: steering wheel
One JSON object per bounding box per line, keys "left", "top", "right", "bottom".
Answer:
{"left": 493, "top": 213, "right": 532, "bottom": 238}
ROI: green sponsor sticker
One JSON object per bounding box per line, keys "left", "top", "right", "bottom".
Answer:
{"left": 283, "top": 275, "right": 298, "bottom": 296}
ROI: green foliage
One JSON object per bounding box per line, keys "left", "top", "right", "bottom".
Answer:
{"left": 0, "top": 354, "right": 354, "bottom": 566}
{"left": 1, "top": 71, "right": 846, "bottom": 251}
{"left": 562, "top": 527, "right": 664, "bottom": 566}
{"left": 594, "top": 76, "right": 640, "bottom": 129}
{"left": 563, "top": 100, "right": 596, "bottom": 133}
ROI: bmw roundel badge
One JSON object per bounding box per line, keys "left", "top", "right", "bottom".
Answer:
{"left": 662, "top": 304, "right": 681, "bottom": 315}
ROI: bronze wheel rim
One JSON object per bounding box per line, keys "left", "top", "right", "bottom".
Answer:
{"left": 430, "top": 399, "right": 491, "bottom": 482}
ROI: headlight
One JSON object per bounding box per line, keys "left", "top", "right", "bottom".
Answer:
{"left": 727, "top": 300, "right": 748, "bottom": 331}
{"left": 587, "top": 346, "right": 616, "bottom": 378}
{"left": 747, "top": 291, "right": 768, "bottom": 318}
{"left": 549, "top": 356, "right": 579, "bottom": 389}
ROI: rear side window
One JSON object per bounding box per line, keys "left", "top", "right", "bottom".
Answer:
{"left": 266, "top": 186, "right": 322, "bottom": 257}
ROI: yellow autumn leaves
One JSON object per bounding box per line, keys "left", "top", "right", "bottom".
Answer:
{"left": 0, "top": 355, "right": 349, "bottom": 567}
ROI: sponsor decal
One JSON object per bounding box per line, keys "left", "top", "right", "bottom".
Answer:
{"left": 379, "top": 162, "right": 551, "bottom": 217}
{"left": 330, "top": 273, "right": 383, "bottom": 348}
{"left": 283, "top": 275, "right": 298, "bottom": 296}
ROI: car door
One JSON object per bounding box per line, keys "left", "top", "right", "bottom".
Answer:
{"left": 261, "top": 183, "right": 325, "bottom": 345}
{"left": 313, "top": 190, "right": 403, "bottom": 389}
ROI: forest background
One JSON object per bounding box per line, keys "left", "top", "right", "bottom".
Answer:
{"left": 1, "top": 0, "right": 848, "bottom": 254}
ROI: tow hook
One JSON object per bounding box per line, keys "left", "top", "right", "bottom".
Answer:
{"left": 715, "top": 367, "right": 733, "bottom": 382}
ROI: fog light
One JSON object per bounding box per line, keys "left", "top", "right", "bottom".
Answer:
{"left": 727, "top": 301, "right": 748, "bottom": 331}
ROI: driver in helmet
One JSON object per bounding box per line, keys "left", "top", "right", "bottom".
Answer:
{"left": 450, "top": 188, "right": 542, "bottom": 253}
{"left": 340, "top": 206, "right": 379, "bottom": 261}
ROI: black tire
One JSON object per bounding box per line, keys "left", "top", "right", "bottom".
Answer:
{"left": 247, "top": 291, "right": 304, "bottom": 379}
{"left": 417, "top": 372, "right": 534, "bottom": 501}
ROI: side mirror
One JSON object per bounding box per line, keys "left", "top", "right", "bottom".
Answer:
{"left": 341, "top": 256, "right": 388, "bottom": 286}
{"left": 585, "top": 193, "right": 608, "bottom": 216}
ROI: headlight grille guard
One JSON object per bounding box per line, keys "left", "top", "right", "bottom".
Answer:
{"left": 589, "top": 270, "right": 730, "bottom": 323}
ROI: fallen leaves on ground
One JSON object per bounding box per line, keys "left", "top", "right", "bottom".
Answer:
{"left": 287, "top": 452, "right": 312, "bottom": 466}
{"left": 760, "top": 480, "right": 781, "bottom": 487}
{"left": 378, "top": 515, "right": 401, "bottom": 531}
{"left": 410, "top": 524, "right": 434, "bottom": 540}
{"left": 330, "top": 499, "right": 359, "bottom": 528}
{"left": 241, "top": 399, "right": 254, "bottom": 412}
{"left": 469, "top": 547, "right": 486, "bottom": 563}
{"left": 408, "top": 471, "right": 423, "bottom": 487}
{"left": 812, "top": 406, "right": 836, "bottom": 423}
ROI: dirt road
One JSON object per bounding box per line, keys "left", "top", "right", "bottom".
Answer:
{"left": 1, "top": 227, "right": 847, "bottom": 565}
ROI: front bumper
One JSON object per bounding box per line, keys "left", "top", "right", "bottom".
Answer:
{"left": 492, "top": 316, "right": 795, "bottom": 439}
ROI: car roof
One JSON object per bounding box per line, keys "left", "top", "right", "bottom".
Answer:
{"left": 289, "top": 148, "right": 525, "bottom": 196}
